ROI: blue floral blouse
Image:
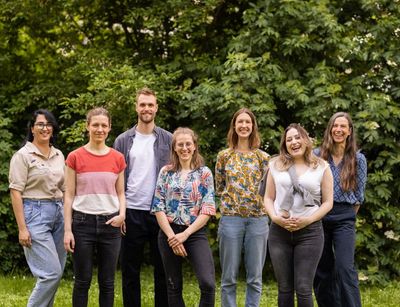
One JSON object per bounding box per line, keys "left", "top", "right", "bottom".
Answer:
{"left": 151, "top": 165, "right": 216, "bottom": 226}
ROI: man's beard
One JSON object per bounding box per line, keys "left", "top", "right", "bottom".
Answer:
{"left": 139, "top": 113, "right": 155, "bottom": 124}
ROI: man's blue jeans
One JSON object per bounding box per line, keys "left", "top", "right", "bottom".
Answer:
{"left": 218, "top": 215, "right": 269, "bottom": 307}
{"left": 72, "top": 211, "right": 121, "bottom": 307}
{"left": 23, "top": 199, "right": 66, "bottom": 307}
{"left": 314, "top": 202, "right": 361, "bottom": 307}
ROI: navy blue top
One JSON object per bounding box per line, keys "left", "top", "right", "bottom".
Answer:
{"left": 315, "top": 148, "right": 367, "bottom": 205}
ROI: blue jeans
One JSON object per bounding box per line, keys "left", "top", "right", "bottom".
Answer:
{"left": 268, "top": 221, "right": 324, "bottom": 307}
{"left": 218, "top": 215, "right": 269, "bottom": 307}
{"left": 121, "top": 208, "right": 168, "bottom": 307}
{"left": 314, "top": 202, "right": 361, "bottom": 307}
{"left": 158, "top": 225, "right": 215, "bottom": 307}
{"left": 72, "top": 211, "right": 121, "bottom": 307}
{"left": 23, "top": 199, "right": 66, "bottom": 307}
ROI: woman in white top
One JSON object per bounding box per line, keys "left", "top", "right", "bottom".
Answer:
{"left": 264, "top": 123, "right": 333, "bottom": 307}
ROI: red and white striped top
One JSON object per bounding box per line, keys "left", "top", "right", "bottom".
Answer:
{"left": 66, "top": 146, "right": 126, "bottom": 215}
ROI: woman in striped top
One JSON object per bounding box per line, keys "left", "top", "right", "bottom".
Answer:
{"left": 63, "top": 107, "right": 126, "bottom": 307}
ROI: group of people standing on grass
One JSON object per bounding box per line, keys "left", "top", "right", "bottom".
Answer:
{"left": 9, "top": 87, "right": 367, "bottom": 307}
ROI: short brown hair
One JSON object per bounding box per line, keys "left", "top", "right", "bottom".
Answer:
{"left": 227, "top": 108, "right": 261, "bottom": 150}
{"left": 136, "top": 87, "right": 157, "bottom": 103}
{"left": 86, "top": 107, "right": 111, "bottom": 126}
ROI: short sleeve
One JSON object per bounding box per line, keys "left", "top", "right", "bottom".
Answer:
{"left": 9, "top": 152, "right": 28, "bottom": 192}
{"left": 65, "top": 151, "right": 77, "bottom": 170}
{"left": 116, "top": 150, "right": 127, "bottom": 173}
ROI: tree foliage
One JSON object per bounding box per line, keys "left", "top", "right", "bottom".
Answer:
{"left": 1, "top": 0, "right": 399, "bottom": 283}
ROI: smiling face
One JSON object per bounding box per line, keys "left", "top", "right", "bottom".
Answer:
{"left": 234, "top": 112, "right": 253, "bottom": 140}
{"left": 285, "top": 128, "right": 306, "bottom": 159}
{"left": 174, "top": 133, "right": 196, "bottom": 165}
{"left": 136, "top": 94, "right": 158, "bottom": 124}
{"left": 31, "top": 114, "right": 53, "bottom": 145}
{"left": 331, "top": 116, "right": 351, "bottom": 145}
{"left": 87, "top": 115, "right": 111, "bottom": 144}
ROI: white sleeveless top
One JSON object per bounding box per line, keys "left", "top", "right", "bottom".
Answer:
{"left": 270, "top": 159, "right": 329, "bottom": 218}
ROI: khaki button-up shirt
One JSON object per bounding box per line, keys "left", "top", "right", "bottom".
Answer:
{"left": 9, "top": 142, "right": 65, "bottom": 199}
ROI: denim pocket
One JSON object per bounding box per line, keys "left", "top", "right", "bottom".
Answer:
{"left": 23, "top": 201, "right": 40, "bottom": 225}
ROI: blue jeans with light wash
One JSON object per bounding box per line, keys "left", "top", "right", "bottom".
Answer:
{"left": 218, "top": 215, "right": 269, "bottom": 307}
{"left": 23, "top": 199, "right": 66, "bottom": 307}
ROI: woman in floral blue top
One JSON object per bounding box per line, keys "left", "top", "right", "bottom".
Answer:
{"left": 314, "top": 112, "right": 367, "bottom": 307}
{"left": 151, "top": 127, "right": 216, "bottom": 307}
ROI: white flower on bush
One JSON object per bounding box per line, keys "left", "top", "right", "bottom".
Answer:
{"left": 384, "top": 230, "right": 400, "bottom": 241}
{"left": 358, "top": 272, "right": 369, "bottom": 281}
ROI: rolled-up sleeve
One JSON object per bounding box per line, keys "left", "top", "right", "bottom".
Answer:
{"left": 9, "top": 152, "right": 28, "bottom": 192}
{"left": 151, "top": 167, "right": 167, "bottom": 213}
{"left": 199, "top": 167, "right": 216, "bottom": 216}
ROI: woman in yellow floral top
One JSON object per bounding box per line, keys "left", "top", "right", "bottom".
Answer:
{"left": 215, "top": 108, "right": 270, "bottom": 307}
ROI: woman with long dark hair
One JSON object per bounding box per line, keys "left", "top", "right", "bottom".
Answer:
{"left": 215, "top": 108, "right": 270, "bottom": 307}
{"left": 314, "top": 112, "right": 367, "bottom": 307}
{"left": 151, "top": 127, "right": 216, "bottom": 307}
{"left": 264, "top": 123, "right": 333, "bottom": 307}
{"left": 9, "top": 109, "right": 66, "bottom": 306}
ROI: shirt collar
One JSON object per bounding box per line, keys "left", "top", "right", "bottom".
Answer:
{"left": 25, "top": 141, "right": 58, "bottom": 159}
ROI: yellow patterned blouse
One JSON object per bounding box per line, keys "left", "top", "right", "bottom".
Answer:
{"left": 215, "top": 148, "right": 270, "bottom": 217}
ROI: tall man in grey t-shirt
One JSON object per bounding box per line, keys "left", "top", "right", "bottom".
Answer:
{"left": 114, "top": 87, "right": 172, "bottom": 307}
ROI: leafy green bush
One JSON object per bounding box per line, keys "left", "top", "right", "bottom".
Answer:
{"left": 1, "top": 0, "right": 399, "bottom": 284}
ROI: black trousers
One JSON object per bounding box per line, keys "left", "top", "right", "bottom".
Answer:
{"left": 121, "top": 208, "right": 169, "bottom": 307}
{"left": 72, "top": 211, "right": 121, "bottom": 307}
{"left": 314, "top": 202, "right": 361, "bottom": 307}
{"left": 269, "top": 221, "right": 324, "bottom": 307}
{"left": 158, "top": 224, "right": 215, "bottom": 307}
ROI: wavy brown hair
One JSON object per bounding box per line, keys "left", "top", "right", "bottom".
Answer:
{"left": 169, "top": 127, "right": 204, "bottom": 172}
{"left": 275, "top": 123, "right": 320, "bottom": 170}
{"left": 320, "top": 112, "right": 357, "bottom": 191}
{"left": 227, "top": 108, "right": 261, "bottom": 150}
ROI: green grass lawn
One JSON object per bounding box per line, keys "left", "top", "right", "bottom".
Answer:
{"left": 1, "top": 266, "right": 399, "bottom": 306}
